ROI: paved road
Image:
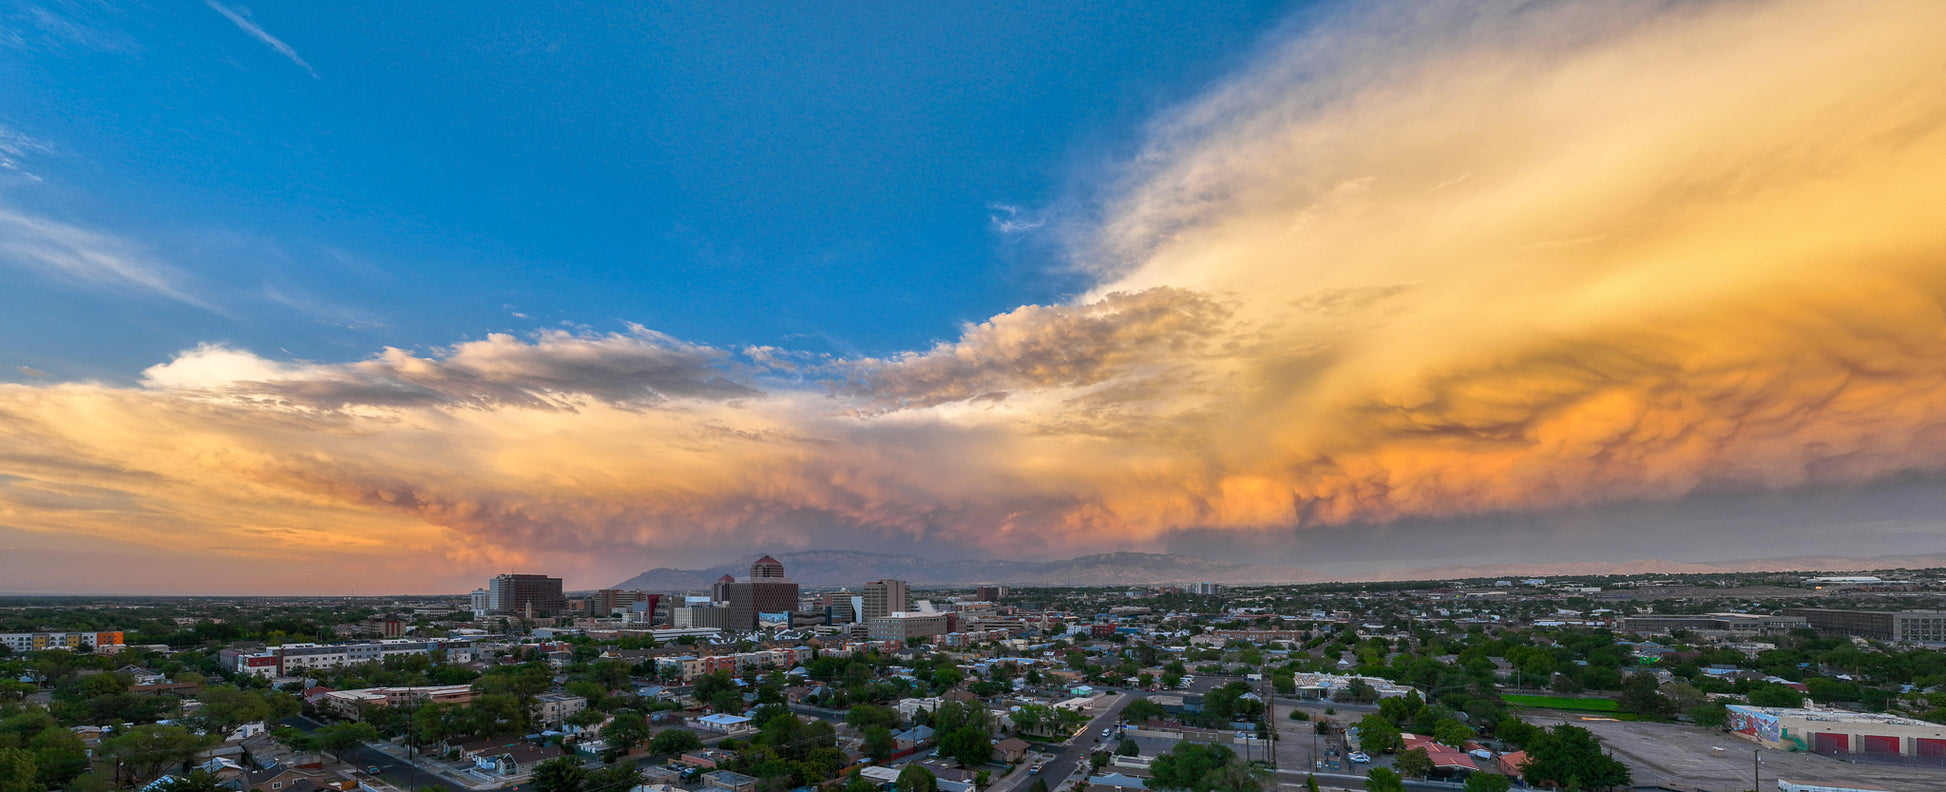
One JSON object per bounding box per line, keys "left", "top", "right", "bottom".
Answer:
{"left": 283, "top": 716, "right": 479, "bottom": 792}
{"left": 1020, "top": 692, "right": 1139, "bottom": 792}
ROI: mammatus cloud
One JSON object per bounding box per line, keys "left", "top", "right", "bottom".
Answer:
{"left": 5, "top": 0, "right": 1946, "bottom": 592}
{"left": 205, "top": 1, "right": 319, "bottom": 79}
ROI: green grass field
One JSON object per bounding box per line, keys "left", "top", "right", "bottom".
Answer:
{"left": 1500, "top": 694, "right": 1621, "bottom": 711}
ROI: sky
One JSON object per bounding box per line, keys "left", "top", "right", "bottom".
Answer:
{"left": 3, "top": 0, "right": 1946, "bottom": 594}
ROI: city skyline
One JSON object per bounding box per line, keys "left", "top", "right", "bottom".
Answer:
{"left": 6, "top": 0, "right": 1946, "bottom": 594}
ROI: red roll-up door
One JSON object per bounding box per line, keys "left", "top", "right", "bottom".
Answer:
{"left": 1813, "top": 733, "right": 1850, "bottom": 754}
{"left": 1862, "top": 734, "right": 1901, "bottom": 755}
{"left": 1917, "top": 738, "right": 1946, "bottom": 757}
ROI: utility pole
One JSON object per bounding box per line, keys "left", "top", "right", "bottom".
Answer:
{"left": 1754, "top": 747, "right": 1760, "bottom": 792}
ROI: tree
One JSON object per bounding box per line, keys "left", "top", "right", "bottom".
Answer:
{"left": 1364, "top": 767, "right": 1404, "bottom": 792}
{"left": 1520, "top": 724, "right": 1630, "bottom": 790}
{"left": 531, "top": 757, "right": 586, "bottom": 792}
{"left": 1431, "top": 718, "right": 1474, "bottom": 747}
{"left": 647, "top": 728, "right": 703, "bottom": 756}
{"left": 1618, "top": 674, "right": 1671, "bottom": 719}
{"left": 1746, "top": 683, "right": 1804, "bottom": 709}
{"left": 896, "top": 764, "right": 938, "bottom": 792}
{"left": 101, "top": 725, "right": 209, "bottom": 783}
{"left": 0, "top": 748, "right": 38, "bottom": 792}
{"left": 1115, "top": 739, "right": 1140, "bottom": 756}
{"left": 1688, "top": 702, "right": 1730, "bottom": 729}
{"left": 1028, "top": 779, "right": 1049, "bottom": 792}
{"left": 1303, "top": 776, "right": 1319, "bottom": 792}
{"left": 1150, "top": 742, "right": 1241, "bottom": 792}
{"left": 603, "top": 710, "right": 649, "bottom": 753}
{"left": 1393, "top": 747, "right": 1432, "bottom": 779}
{"left": 863, "top": 726, "right": 895, "bottom": 762}
{"left": 1463, "top": 773, "right": 1512, "bottom": 792}
{"left": 1122, "top": 698, "right": 1167, "bottom": 723}
{"left": 1354, "top": 714, "right": 1402, "bottom": 754}
{"left": 941, "top": 725, "right": 993, "bottom": 767}
{"left": 313, "top": 722, "right": 380, "bottom": 756}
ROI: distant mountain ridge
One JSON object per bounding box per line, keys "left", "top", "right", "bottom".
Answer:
{"left": 610, "top": 550, "right": 1324, "bottom": 590}
{"left": 609, "top": 548, "right": 1946, "bottom": 592}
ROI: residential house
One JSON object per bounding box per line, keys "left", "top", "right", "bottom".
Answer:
{"left": 702, "top": 770, "right": 759, "bottom": 792}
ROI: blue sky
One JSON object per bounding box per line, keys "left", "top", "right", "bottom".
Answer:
{"left": 1, "top": 1, "right": 1290, "bottom": 381}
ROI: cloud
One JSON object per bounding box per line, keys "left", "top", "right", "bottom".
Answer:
{"left": 0, "top": 209, "right": 210, "bottom": 307}
{"left": 6, "top": 0, "right": 1946, "bottom": 591}
{"left": 205, "top": 1, "right": 319, "bottom": 79}
{"left": 140, "top": 326, "right": 761, "bottom": 409}
{"left": 988, "top": 203, "right": 1047, "bottom": 234}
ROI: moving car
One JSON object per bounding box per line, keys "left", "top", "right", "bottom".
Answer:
{"left": 1030, "top": 765, "right": 1043, "bottom": 775}
{"left": 1347, "top": 751, "right": 1371, "bottom": 764}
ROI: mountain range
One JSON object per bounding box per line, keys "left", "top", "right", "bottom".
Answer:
{"left": 608, "top": 549, "right": 1946, "bottom": 591}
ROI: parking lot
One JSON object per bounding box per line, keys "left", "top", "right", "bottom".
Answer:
{"left": 1529, "top": 715, "right": 1946, "bottom": 792}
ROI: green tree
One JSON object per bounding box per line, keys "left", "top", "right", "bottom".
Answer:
{"left": 1688, "top": 702, "right": 1729, "bottom": 729}
{"left": 603, "top": 710, "right": 649, "bottom": 753}
{"left": 647, "top": 728, "right": 703, "bottom": 756}
{"left": 531, "top": 756, "right": 586, "bottom": 792}
{"left": 896, "top": 764, "right": 938, "bottom": 792}
{"left": 1028, "top": 779, "right": 1049, "bottom": 792}
{"left": 1393, "top": 747, "right": 1432, "bottom": 779}
{"left": 1115, "top": 739, "right": 1140, "bottom": 756}
{"left": 1520, "top": 724, "right": 1630, "bottom": 790}
{"left": 1363, "top": 767, "right": 1405, "bottom": 792}
{"left": 0, "top": 748, "right": 39, "bottom": 792}
{"left": 1431, "top": 718, "right": 1474, "bottom": 747}
{"left": 1617, "top": 674, "right": 1671, "bottom": 718}
{"left": 863, "top": 726, "right": 895, "bottom": 762}
{"left": 1463, "top": 773, "right": 1512, "bottom": 792}
{"left": 1150, "top": 742, "right": 1242, "bottom": 792}
{"left": 1745, "top": 683, "right": 1804, "bottom": 708}
{"left": 312, "top": 722, "right": 380, "bottom": 757}
{"left": 941, "top": 725, "right": 993, "bottom": 767}
{"left": 1303, "top": 776, "right": 1319, "bottom": 792}
{"left": 1122, "top": 698, "right": 1167, "bottom": 723}
{"left": 101, "top": 724, "right": 209, "bottom": 783}
{"left": 1354, "top": 714, "right": 1402, "bottom": 754}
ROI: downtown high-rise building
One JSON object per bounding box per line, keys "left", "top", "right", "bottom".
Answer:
{"left": 862, "top": 579, "right": 910, "bottom": 621}
{"left": 487, "top": 573, "right": 565, "bottom": 616}
{"left": 722, "top": 555, "right": 799, "bottom": 631}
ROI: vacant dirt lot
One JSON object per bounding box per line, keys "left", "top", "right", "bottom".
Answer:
{"left": 1528, "top": 714, "right": 1946, "bottom": 792}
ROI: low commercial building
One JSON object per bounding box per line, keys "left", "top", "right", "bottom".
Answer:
{"left": 1727, "top": 705, "right": 1946, "bottom": 758}
{"left": 1782, "top": 609, "right": 1946, "bottom": 643}
{"left": 0, "top": 631, "right": 124, "bottom": 653}
{"left": 869, "top": 612, "right": 952, "bottom": 642}
{"left": 318, "top": 685, "right": 475, "bottom": 719}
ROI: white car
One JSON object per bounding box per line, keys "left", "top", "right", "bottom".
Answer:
{"left": 1347, "top": 752, "right": 1371, "bottom": 764}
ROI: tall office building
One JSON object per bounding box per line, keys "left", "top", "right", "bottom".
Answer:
{"left": 487, "top": 573, "right": 566, "bottom": 616}
{"left": 863, "top": 579, "right": 910, "bottom": 622}
{"left": 723, "top": 555, "right": 799, "bottom": 631}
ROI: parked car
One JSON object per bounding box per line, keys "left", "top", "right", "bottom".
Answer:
{"left": 1030, "top": 765, "right": 1043, "bottom": 775}
{"left": 363, "top": 766, "right": 381, "bottom": 774}
{"left": 1348, "top": 751, "right": 1371, "bottom": 764}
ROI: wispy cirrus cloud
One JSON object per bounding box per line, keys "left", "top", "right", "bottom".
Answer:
{"left": 204, "top": 1, "right": 318, "bottom": 79}
{"left": 0, "top": 209, "right": 210, "bottom": 308}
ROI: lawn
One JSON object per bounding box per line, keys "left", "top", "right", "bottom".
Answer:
{"left": 1500, "top": 694, "right": 1621, "bottom": 712}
